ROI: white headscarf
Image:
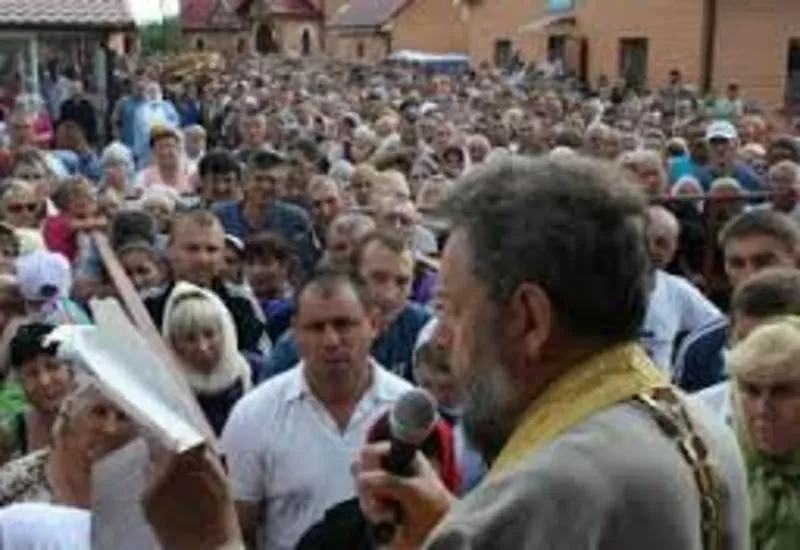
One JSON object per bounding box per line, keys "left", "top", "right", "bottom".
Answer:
{"left": 0, "top": 503, "right": 90, "bottom": 549}
{"left": 162, "top": 282, "right": 252, "bottom": 394}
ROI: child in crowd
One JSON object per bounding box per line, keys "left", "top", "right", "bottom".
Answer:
{"left": 14, "top": 250, "right": 90, "bottom": 325}
{"left": 116, "top": 241, "right": 166, "bottom": 293}
{"left": 42, "top": 177, "right": 105, "bottom": 264}
{"left": 243, "top": 232, "right": 294, "bottom": 343}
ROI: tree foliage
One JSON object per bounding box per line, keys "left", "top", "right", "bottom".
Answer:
{"left": 138, "top": 17, "right": 182, "bottom": 54}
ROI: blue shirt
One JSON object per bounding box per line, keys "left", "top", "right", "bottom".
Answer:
{"left": 133, "top": 100, "right": 180, "bottom": 168}
{"left": 693, "top": 162, "right": 764, "bottom": 192}
{"left": 76, "top": 151, "right": 102, "bottom": 183}
{"left": 262, "top": 302, "right": 432, "bottom": 382}
{"left": 214, "top": 200, "right": 320, "bottom": 272}
{"left": 179, "top": 100, "right": 202, "bottom": 127}
{"left": 668, "top": 155, "right": 696, "bottom": 185}
{"left": 119, "top": 97, "right": 144, "bottom": 149}
{"left": 261, "top": 297, "right": 293, "bottom": 343}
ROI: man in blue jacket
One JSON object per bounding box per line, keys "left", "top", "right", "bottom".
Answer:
{"left": 215, "top": 149, "right": 319, "bottom": 272}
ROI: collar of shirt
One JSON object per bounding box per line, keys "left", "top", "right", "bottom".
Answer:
{"left": 284, "top": 358, "right": 395, "bottom": 405}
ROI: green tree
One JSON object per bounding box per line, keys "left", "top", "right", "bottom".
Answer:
{"left": 138, "top": 17, "right": 182, "bottom": 54}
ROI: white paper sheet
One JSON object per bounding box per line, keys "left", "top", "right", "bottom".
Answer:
{"left": 47, "top": 299, "right": 205, "bottom": 453}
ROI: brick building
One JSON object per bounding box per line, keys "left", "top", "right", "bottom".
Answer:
{"left": 178, "top": 0, "right": 800, "bottom": 111}
{"left": 179, "top": 0, "right": 322, "bottom": 56}
{"left": 180, "top": 0, "right": 250, "bottom": 54}
{"left": 465, "top": 0, "right": 800, "bottom": 110}
{"left": 326, "top": 0, "right": 467, "bottom": 63}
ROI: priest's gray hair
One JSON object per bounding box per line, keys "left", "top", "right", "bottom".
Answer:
{"left": 438, "top": 156, "right": 650, "bottom": 342}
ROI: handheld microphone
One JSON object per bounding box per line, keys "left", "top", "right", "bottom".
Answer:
{"left": 372, "top": 388, "right": 439, "bottom": 543}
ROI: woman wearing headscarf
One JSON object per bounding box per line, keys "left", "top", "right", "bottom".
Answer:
{"left": 727, "top": 315, "right": 800, "bottom": 549}
{"left": 162, "top": 282, "right": 252, "bottom": 435}
{"left": 0, "top": 379, "right": 134, "bottom": 507}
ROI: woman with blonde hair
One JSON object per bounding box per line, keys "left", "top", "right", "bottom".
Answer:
{"left": 0, "top": 379, "right": 134, "bottom": 507}
{"left": 163, "top": 282, "right": 252, "bottom": 435}
{"left": 728, "top": 315, "right": 800, "bottom": 549}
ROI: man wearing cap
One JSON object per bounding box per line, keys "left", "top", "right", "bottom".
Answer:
{"left": 215, "top": 150, "right": 320, "bottom": 272}
{"left": 694, "top": 120, "right": 763, "bottom": 192}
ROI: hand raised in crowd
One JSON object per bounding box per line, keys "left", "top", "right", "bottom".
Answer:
{"left": 353, "top": 441, "right": 455, "bottom": 550}
{"left": 142, "top": 444, "right": 243, "bottom": 550}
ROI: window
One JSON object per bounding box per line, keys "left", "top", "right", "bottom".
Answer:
{"left": 195, "top": 38, "right": 205, "bottom": 51}
{"left": 494, "top": 39, "right": 512, "bottom": 68}
{"left": 619, "top": 38, "right": 648, "bottom": 91}
{"left": 547, "top": 0, "right": 575, "bottom": 12}
{"left": 547, "top": 35, "right": 566, "bottom": 62}
{"left": 787, "top": 39, "right": 800, "bottom": 112}
{"left": 301, "top": 29, "right": 312, "bottom": 56}
{"left": 356, "top": 41, "right": 365, "bottom": 59}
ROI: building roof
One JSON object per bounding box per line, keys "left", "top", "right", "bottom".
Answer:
{"left": 271, "top": 0, "right": 320, "bottom": 16}
{"left": 328, "top": 0, "right": 411, "bottom": 28}
{"left": 181, "top": 0, "right": 244, "bottom": 30}
{"left": 0, "top": 0, "right": 134, "bottom": 29}
{"left": 234, "top": 0, "right": 320, "bottom": 18}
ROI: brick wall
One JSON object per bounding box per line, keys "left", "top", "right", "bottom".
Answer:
{"left": 579, "top": 0, "right": 704, "bottom": 89}
{"left": 465, "top": 0, "right": 703, "bottom": 88}
{"left": 463, "top": 0, "right": 540, "bottom": 65}
{"left": 714, "top": 0, "right": 800, "bottom": 110}
{"left": 182, "top": 30, "right": 251, "bottom": 54}
{"left": 328, "top": 32, "right": 389, "bottom": 62}
{"left": 391, "top": 0, "right": 469, "bottom": 54}
{"left": 276, "top": 18, "right": 323, "bottom": 55}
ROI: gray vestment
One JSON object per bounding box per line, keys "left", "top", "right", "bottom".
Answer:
{"left": 423, "top": 398, "right": 749, "bottom": 550}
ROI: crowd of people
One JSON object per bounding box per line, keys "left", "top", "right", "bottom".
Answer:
{"left": 0, "top": 52, "right": 794, "bottom": 548}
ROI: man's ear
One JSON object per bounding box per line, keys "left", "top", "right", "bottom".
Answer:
{"left": 504, "top": 282, "right": 552, "bottom": 366}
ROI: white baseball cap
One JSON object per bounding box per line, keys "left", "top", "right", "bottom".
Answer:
{"left": 705, "top": 120, "right": 738, "bottom": 141}
{"left": 15, "top": 250, "right": 72, "bottom": 303}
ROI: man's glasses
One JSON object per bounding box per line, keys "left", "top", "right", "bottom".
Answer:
{"left": 6, "top": 202, "right": 38, "bottom": 214}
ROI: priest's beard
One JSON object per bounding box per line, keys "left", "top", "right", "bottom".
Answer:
{"left": 459, "top": 327, "right": 521, "bottom": 466}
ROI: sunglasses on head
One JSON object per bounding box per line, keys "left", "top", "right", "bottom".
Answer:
{"left": 6, "top": 202, "right": 38, "bottom": 214}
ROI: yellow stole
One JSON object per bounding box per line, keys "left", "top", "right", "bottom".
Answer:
{"left": 488, "top": 343, "right": 668, "bottom": 479}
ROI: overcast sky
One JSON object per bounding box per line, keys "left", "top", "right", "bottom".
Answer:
{"left": 129, "top": 0, "right": 181, "bottom": 24}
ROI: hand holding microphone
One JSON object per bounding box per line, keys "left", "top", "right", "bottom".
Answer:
{"left": 353, "top": 389, "right": 455, "bottom": 549}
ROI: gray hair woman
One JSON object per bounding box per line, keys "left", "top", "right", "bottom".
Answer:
{"left": 100, "top": 142, "right": 136, "bottom": 197}
{"left": 0, "top": 381, "right": 134, "bottom": 507}
{"left": 163, "top": 282, "right": 252, "bottom": 435}
{"left": 728, "top": 315, "right": 800, "bottom": 549}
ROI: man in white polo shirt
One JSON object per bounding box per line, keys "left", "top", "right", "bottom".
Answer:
{"left": 221, "top": 269, "right": 412, "bottom": 549}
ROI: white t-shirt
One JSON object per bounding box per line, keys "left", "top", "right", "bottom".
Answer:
{"left": 641, "top": 270, "right": 724, "bottom": 377}
{"left": 221, "top": 361, "right": 412, "bottom": 550}
{"left": 0, "top": 503, "right": 90, "bottom": 549}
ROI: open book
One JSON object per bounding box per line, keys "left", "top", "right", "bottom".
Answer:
{"left": 47, "top": 298, "right": 211, "bottom": 453}
{"left": 47, "top": 298, "right": 219, "bottom": 549}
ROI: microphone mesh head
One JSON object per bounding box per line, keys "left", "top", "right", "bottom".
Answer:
{"left": 389, "top": 388, "right": 439, "bottom": 445}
